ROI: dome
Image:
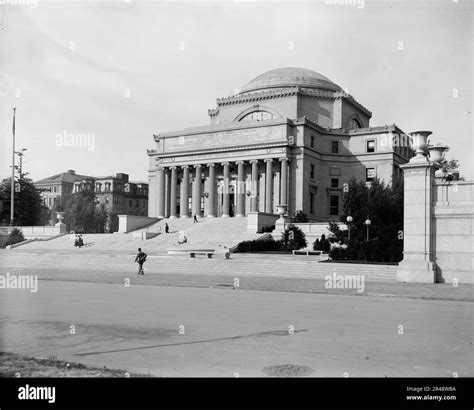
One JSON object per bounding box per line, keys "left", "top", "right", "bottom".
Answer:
{"left": 239, "top": 67, "right": 342, "bottom": 94}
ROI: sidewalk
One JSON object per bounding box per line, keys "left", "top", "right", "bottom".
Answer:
{"left": 4, "top": 265, "right": 473, "bottom": 303}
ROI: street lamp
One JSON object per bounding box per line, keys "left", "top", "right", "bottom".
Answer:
{"left": 346, "top": 215, "right": 353, "bottom": 241}
{"left": 365, "top": 217, "right": 371, "bottom": 241}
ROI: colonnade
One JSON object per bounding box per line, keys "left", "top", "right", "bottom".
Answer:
{"left": 154, "top": 158, "right": 289, "bottom": 218}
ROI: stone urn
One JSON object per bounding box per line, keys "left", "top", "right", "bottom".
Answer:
{"left": 275, "top": 204, "right": 287, "bottom": 219}
{"left": 427, "top": 144, "right": 449, "bottom": 164}
{"left": 409, "top": 131, "right": 432, "bottom": 159}
{"left": 55, "top": 212, "right": 66, "bottom": 233}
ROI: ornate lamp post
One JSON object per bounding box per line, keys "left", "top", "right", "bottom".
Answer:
{"left": 364, "top": 217, "right": 371, "bottom": 241}
{"left": 346, "top": 215, "right": 353, "bottom": 242}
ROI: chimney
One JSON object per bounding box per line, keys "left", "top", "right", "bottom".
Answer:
{"left": 67, "top": 170, "right": 76, "bottom": 175}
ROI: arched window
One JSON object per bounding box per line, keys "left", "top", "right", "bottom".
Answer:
{"left": 239, "top": 110, "right": 275, "bottom": 122}
{"left": 350, "top": 118, "right": 362, "bottom": 129}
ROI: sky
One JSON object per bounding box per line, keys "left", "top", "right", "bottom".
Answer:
{"left": 1, "top": 0, "right": 472, "bottom": 182}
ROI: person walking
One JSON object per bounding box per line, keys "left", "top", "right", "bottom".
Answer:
{"left": 193, "top": 214, "right": 198, "bottom": 223}
{"left": 135, "top": 248, "right": 147, "bottom": 275}
{"left": 165, "top": 223, "right": 169, "bottom": 234}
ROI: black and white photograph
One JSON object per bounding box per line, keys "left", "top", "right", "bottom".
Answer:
{"left": 0, "top": 0, "right": 473, "bottom": 408}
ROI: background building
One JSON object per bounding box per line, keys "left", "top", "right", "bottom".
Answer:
{"left": 148, "top": 67, "right": 412, "bottom": 221}
{"left": 35, "top": 171, "right": 148, "bottom": 217}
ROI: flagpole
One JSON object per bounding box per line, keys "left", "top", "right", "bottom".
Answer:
{"left": 10, "top": 107, "right": 16, "bottom": 226}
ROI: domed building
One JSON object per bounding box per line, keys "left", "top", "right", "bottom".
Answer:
{"left": 147, "top": 67, "right": 411, "bottom": 221}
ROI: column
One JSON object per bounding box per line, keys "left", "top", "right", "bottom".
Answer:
{"left": 236, "top": 161, "right": 245, "bottom": 217}
{"left": 157, "top": 167, "right": 165, "bottom": 218}
{"left": 279, "top": 158, "right": 289, "bottom": 206}
{"left": 265, "top": 159, "right": 273, "bottom": 214}
{"left": 180, "top": 166, "right": 190, "bottom": 218}
{"left": 164, "top": 168, "right": 171, "bottom": 218}
{"left": 192, "top": 164, "right": 202, "bottom": 217}
{"left": 250, "top": 160, "right": 259, "bottom": 212}
{"left": 397, "top": 160, "right": 437, "bottom": 283}
{"left": 169, "top": 166, "right": 178, "bottom": 218}
{"left": 207, "top": 163, "right": 216, "bottom": 217}
{"left": 221, "top": 162, "right": 230, "bottom": 217}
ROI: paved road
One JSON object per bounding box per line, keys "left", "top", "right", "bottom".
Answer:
{"left": 1, "top": 281, "right": 472, "bottom": 377}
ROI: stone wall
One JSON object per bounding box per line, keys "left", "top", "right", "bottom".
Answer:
{"left": 432, "top": 182, "right": 473, "bottom": 283}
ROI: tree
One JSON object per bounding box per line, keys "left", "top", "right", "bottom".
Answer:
{"left": 0, "top": 175, "right": 47, "bottom": 226}
{"left": 280, "top": 224, "right": 307, "bottom": 251}
{"left": 328, "top": 176, "right": 404, "bottom": 263}
{"left": 440, "top": 158, "right": 463, "bottom": 181}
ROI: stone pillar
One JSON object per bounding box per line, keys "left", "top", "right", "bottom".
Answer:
{"left": 192, "top": 164, "right": 202, "bottom": 217}
{"left": 164, "top": 168, "right": 171, "bottom": 218}
{"left": 265, "top": 159, "right": 273, "bottom": 214}
{"left": 250, "top": 160, "right": 259, "bottom": 212}
{"left": 169, "top": 166, "right": 178, "bottom": 218}
{"left": 157, "top": 167, "right": 165, "bottom": 218}
{"left": 207, "top": 163, "right": 216, "bottom": 217}
{"left": 236, "top": 161, "right": 245, "bottom": 217}
{"left": 221, "top": 162, "right": 230, "bottom": 217}
{"left": 180, "top": 166, "right": 190, "bottom": 218}
{"left": 280, "top": 158, "right": 289, "bottom": 207}
{"left": 397, "top": 132, "right": 437, "bottom": 283}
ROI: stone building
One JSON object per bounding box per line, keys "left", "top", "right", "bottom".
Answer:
{"left": 147, "top": 67, "right": 412, "bottom": 220}
{"left": 72, "top": 173, "right": 148, "bottom": 217}
{"left": 34, "top": 170, "right": 91, "bottom": 208}
{"left": 35, "top": 170, "right": 148, "bottom": 217}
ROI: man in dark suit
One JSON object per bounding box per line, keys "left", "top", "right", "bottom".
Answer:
{"left": 135, "top": 248, "right": 147, "bottom": 275}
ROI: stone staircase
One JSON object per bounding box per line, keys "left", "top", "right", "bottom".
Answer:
{"left": 1, "top": 251, "right": 397, "bottom": 282}
{"left": 13, "top": 217, "right": 264, "bottom": 253}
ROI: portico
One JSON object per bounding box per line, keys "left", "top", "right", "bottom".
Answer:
{"left": 150, "top": 156, "right": 289, "bottom": 218}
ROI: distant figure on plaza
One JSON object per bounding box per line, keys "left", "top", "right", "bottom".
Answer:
{"left": 135, "top": 247, "right": 147, "bottom": 275}
{"left": 193, "top": 214, "right": 198, "bottom": 223}
{"left": 78, "top": 235, "right": 84, "bottom": 248}
{"left": 73, "top": 235, "right": 79, "bottom": 247}
{"left": 178, "top": 231, "right": 187, "bottom": 245}
{"left": 165, "top": 223, "right": 169, "bottom": 234}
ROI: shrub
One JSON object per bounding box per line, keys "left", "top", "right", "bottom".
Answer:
{"left": 6, "top": 228, "right": 25, "bottom": 246}
{"left": 292, "top": 210, "right": 309, "bottom": 223}
{"left": 329, "top": 246, "right": 349, "bottom": 261}
{"left": 235, "top": 239, "right": 280, "bottom": 253}
{"left": 313, "top": 234, "right": 331, "bottom": 252}
{"left": 280, "top": 224, "right": 307, "bottom": 252}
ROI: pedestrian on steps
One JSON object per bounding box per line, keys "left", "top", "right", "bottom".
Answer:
{"left": 193, "top": 214, "right": 198, "bottom": 223}
{"left": 165, "top": 223, "right": 169, "bottom": 234}
{"left": 135, "top": 248, "right": 147, "bottom": 275}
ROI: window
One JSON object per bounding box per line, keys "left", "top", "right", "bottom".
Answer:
{"left": 310, "top": 164, "right": 315, "bottom": 179}
{"left": 366, "top": 168, "right": 376, "bottom": 182}
{"left": 332, "top": 141, "right": 339, "bottom": 153}
{"left": 129, "top": 200, "right": 132, "bottom": 207}
{"left": 351, "top": 118, "right": 362, "bottom": 129}
{"left": 310, "top": 193, "right": 314, "bottom": 214}
{"left": 239, "top": 110, "right": 275, "bottom": 122}
{"left": 105, "top": 182, "right": 111, "bottom": 191}
{"left": 329, "top": 195, "right": 339, "bottom": 216}
{"left": 136, "top": 200, "right": 139, "bottom": 208}
{"left": 366, "top": 140, "right": 375, "bottom": 153}
{"left": 331, "top": 178, "right": 339, "bottom": 188}
{"left": 310, "top": 136, "right": 315, "bottom": 148}
{"left": 105, "top": 197, "right": 109, "bottom": 204}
